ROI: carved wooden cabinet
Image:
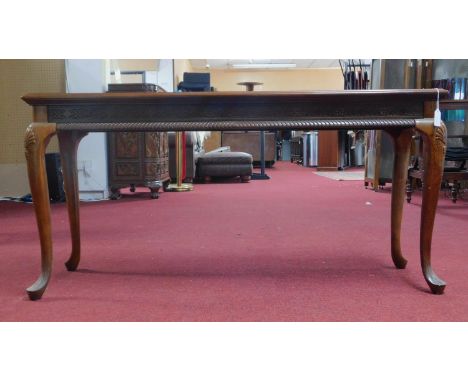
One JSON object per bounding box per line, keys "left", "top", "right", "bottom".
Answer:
{"left": 107, "top": 131, "right": 170, "bottom": 199}
{"left": 107, "top": 83, "right": 170, "bottom": 199}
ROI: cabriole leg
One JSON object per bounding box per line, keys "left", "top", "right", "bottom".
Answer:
{"left": 24, "top": 123, "right": 57, "bottom": 300}
{"left": 58, "top": 130, "right": 88, "bottom": 272}
{"left": 389, "top": 129, "right": 413, "bottom": 269}
{"left": 416, "top": 120, "right": 447, "bottom": 294}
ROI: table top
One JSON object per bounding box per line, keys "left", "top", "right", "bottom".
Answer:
{"left": 440, "top": 99, "right": 468, "bottom": 110}
{"left": 22, "top": 89, "right": 446, "bottom": 105}
{"left": 22, "top": 90, "right": 447, "bottom": 132}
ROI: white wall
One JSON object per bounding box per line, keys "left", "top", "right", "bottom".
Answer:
{"left": 65, "top": 59, "right": 175, "bottom": 200}
{"left": 156, "top": 59, "right": 174, "bottom": 92}
{"left": 145, "top": 59, "right": 174, "bottom": 92}
{"left": 65, "top": 59, "right": 109, "bottom": 200}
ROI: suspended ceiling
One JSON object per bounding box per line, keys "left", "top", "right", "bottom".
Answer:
{"left": 189, "top": 59, "right": 343, "bottom": 69}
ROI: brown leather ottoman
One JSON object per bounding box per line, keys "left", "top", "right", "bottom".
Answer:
{"left": 197, "top": 151, "right": 253, "bottom": 182}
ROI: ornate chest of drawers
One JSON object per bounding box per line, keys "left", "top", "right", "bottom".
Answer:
{"left": 107, "top": 84, "right": 170, "bottom": 199}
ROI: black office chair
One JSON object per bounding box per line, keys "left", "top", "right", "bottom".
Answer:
{"left": 177, "top": 72, "right": 212, "bottom": 92}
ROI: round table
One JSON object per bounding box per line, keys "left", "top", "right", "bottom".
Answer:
{"left": 237, "top": 81, "right": 263, "bottom": 91}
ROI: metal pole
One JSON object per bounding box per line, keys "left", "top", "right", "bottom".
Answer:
{"left": 237, "top": 81, "right": 270, "bottom": 180}
{"left": 260, "top": 130, "right": 266, "bottom": 176}
{"left": 167, "top": 131, "right": 193, "bottom": 192}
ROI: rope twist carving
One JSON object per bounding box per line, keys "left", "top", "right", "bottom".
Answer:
{"left": 57, "top": 119, "right": 416, "bottom": 132}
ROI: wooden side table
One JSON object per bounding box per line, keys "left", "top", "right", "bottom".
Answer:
{"left": 21, "top": 90, "right": 450, "bottom": 299}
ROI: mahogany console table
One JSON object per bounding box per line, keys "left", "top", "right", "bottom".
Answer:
{"left": 22, "top": 90, "right": 448, "bottom": 300}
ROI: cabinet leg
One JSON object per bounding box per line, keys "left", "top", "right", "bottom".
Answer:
{"left": 146, "top": 181, "right": 162, "bottom": 199}
{"left": 450, "top": 181, "right": 459, "bottom": 203}
{"left": 416, "top": 120, "right": 447, "bottom": 294}
{"left": 110, "top": 186, "right": 121, "bottom": 200}
{"left": 389, "top": 129, "right": 413, "bottom": 269}
{"left": 149, "top": 186, "right": 160, "bottom": 199}
{"left": 406, "top": 178, "right": 413, "bottom": 203}
{"left": 58, "top": 130, "right": 88, "bottom": 272}
{"left": 24, "top": 123, "right": 57, "bottom": 300}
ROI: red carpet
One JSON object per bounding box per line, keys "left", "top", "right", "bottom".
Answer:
{"left": 1, "top": 161, "right": 467, "bottom": 321}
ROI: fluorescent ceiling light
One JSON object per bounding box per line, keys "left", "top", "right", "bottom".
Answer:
{"left": 232, "top": 63, "right": 297, "bottom": 69}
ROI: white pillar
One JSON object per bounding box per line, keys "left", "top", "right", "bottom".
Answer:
{"left": 65, "top": 59, "right": 109, "bottom": 200}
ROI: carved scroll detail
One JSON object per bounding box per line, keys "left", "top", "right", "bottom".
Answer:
{"left": 434, "top": 123, "right": 447, "bottom": 160}
{"left": 24, "top": 126, "right": 37, "bottom": 160}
